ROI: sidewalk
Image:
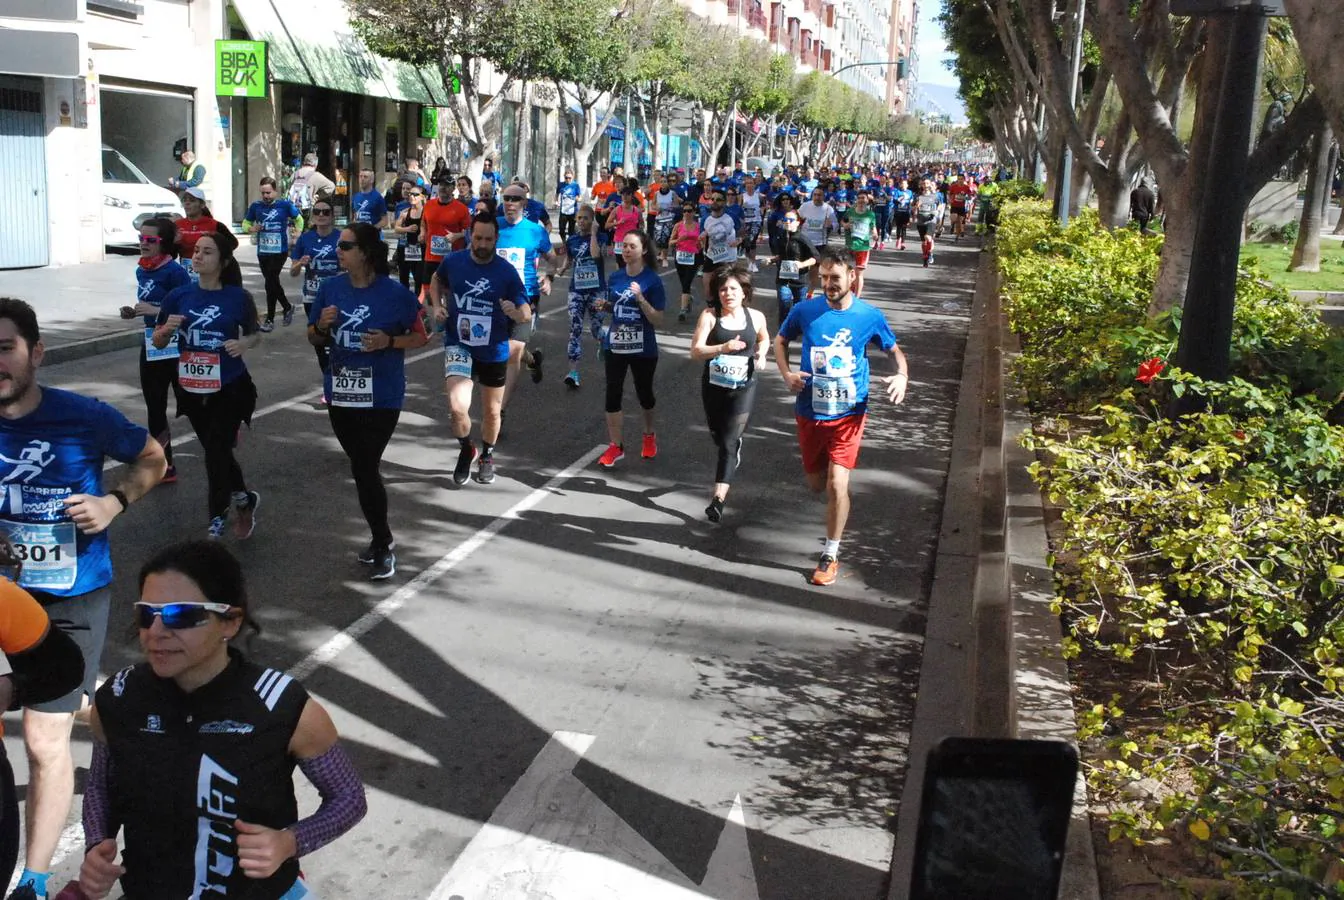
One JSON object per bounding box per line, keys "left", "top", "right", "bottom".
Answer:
{"left": 5, "top": 243, "right": 273, "bottom": 365}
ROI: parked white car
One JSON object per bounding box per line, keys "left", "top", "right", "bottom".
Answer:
{"left": 102, "top": 145, "right": 183, "bottom": 248}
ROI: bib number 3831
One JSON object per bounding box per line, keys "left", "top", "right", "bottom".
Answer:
{"left": 179, "top": 351, "right": 222, "bottom": 394}
{"left": 0, "top": 521, "right": 77, "bottom": 591}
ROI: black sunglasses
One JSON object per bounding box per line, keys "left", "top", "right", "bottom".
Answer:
{"left": 337, "top": 240, "right": 359, "bottom": 250}
{"left": 502, "top": 195, "right": 526, "bottom": 202}
{"left": 312, "top": 208, "right": 334, "bottom": 215}
{"left": 135, "top": 601, "right": 235, "bottom": 630}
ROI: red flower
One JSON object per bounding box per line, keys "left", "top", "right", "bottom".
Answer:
{"left": 1233, "top": 429, "right": 1247, "bottom": 441}
{"left": 1136, "top": 357, "right": 1166, "bottom": 384}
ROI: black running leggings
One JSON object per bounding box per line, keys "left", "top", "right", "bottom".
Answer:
{"left": 559, "top": 213, "right": 576, "bottom": 243}
{"left": 893, "top": 212, "right": 911, "bottom": 243}
{"left": 179, "top": 379, "right": 252, "bottom": 520}
{"left": 702, "top": 378, "right": 757, "bottom": 485}
{"left": 139, "top": 350, "right": 176, "bottom": 466}
{"left": 676, "top": 263, "right": 698, "bottom": 297}
{"left": 328, "top": 407, "right": 400, "bottom": 549}
{"left": 397, "top": 248, "right": 426, "bottom": 294}
{"left": 257, "top": 252, "right": 292, "bottom": 320}
{"left": 604, "top": 354, "right": 657, "bottom": 413}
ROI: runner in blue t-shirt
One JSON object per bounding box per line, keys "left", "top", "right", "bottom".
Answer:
{"left": 0, "top": 297, "right": 166, "bottom": 899}
{"left": 350, "top": 169, "right": 388, "bottom": 227}
{"left": 556, "top": 171, "right": 582, "bottom": 242}
{"left": 308, "top": 223, "right": 428, "bottom": 579}
{"left": 242, "top": 177, "right": 303, "bottom": 331}
{"left": 118, "top": 216, "right": 190, "bottom": 484}
{"left": 430, "top": 216, "right": 531, "bottom": 487}
{"left": 290, "top": 200, "right": 344, "bottom": 393}
{"left": 556, "top": 205, "right": 608, "bottom": 388}
{"left": 772, "top": 248, "right": 909, "bottom": 587}
{"left": 496, "top": 187, "right": 559, "bottom": 404}
{"left": 891, "top": 178, "right": 915, "bottom": 250}
{"left": 155, "top": 228, "right": 262, "bottom": 541}
{"left": 595, "top": 230, "right": 666, "bottom": 469}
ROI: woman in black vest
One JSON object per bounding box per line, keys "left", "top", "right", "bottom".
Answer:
{"left": 689, "top": 265, "right": 770, "bottom": 523}
{"left": 77, "top": 542, "right": 367, "bottom": 899}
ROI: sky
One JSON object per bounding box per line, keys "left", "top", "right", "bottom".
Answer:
{"left": 915, "top": 0, "right": 958, "bottom": 89}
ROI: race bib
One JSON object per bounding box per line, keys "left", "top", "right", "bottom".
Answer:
{"left": 560, "top": 196, "right": 577, "bottom": 215}
{"left": 609, "top": 323, "right": 644, "bottom": 354}
{"left": 183, "top": 258, "right": 198, "bottom": 284}
{"left": 0, "top": 520, "right": 77, "bottom": 591}
{"left": 656, "top": 209, "right": 676, "bottom": 223}
{"left": 144, "top": 327, "right": 178, "bottom": 362}
{"left": 331, "top": 366, "right": 374, "bottom": 408}
{"left": 430, "top": 234, "right": 449, "bottom": 257}
{"left": 497, "top": 246, "right": 527, "bottom": 284}
{"left": 572, "top": 261, "right": 600, "bottom": 291}
{"left": 779, "top": 260, "right": 801, "bottom": 280}
{"left": 258, "top": 231, "right": 282, "bottom": 254}
{"left": 456, "top": 313, "right": 491, "bottom": 347}
{"left": 676, "top": 250, "right": 697, "bottom": 266}
{"left": 812, "top": 375, "right": 857, "bottom": 416}
{"left": 304, "top": 275, "right": 321, "bottom": 298}
{"left": 179, "top": 351, "right": 222, "bottom": 393}
{"left": 404, "top": 243, "right": 423, "bottom": 262}
{"left": 443, "top": 344, "right": 473, "bottom": 379}
{"left": 708, "top": 239, "right": 735, "bottom": 265}
{"left": 708, "top": 354, "right": 750, "bottom": 389}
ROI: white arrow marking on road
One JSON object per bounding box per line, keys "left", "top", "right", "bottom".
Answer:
{"left": 428, "top": 732, "right": 760, "bottom": 900}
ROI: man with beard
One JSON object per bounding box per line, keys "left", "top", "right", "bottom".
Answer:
{"left": 429, "top": 216, "right": 532, "bottom": 486}
{"left": 0, "top": 298, "right": 166, "bottom": 900}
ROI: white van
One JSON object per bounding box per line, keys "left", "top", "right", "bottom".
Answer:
{"left": 102, "top": 145, "right": 184, "bottom": 247}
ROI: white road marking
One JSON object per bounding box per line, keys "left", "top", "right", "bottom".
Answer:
{"left": 290, "top": 442, "right": 605, "bottom": 681}
{"left": 429, "top": 732, "right": 760, "bottom": 900}
{"left": 103, "top": 346, "right": 443, "bottom": 471}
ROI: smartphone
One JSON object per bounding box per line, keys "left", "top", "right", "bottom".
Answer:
{"left": 909, "top": 737, "right": 1078, "bottom": 900}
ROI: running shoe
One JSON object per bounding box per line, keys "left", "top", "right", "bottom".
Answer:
{"left": 748, "top": 261, "right": 759, "bottom": 273}
{"left": 928, "top": 255, "right": 936, "bottom": 266}
{"left": 282, "top": 307, "right": 295, "bottom": 327}
{"left": 565, "top": 370, "right": 581, "bottom": 389}
{"left": 453, "top": 443, "right": 477, "bottom": 485}
{"left": 528, "top": 349, "right": 544, "bottom": 383}
{"left": 358, "top": 540, "right": 395, "bottom": 565}
{"left": 598, "top": 443, "right": 624, "bottom": 468}
{"left": 678, "top": 310, "right": 687, "bottom": 323}
{"left": 706, "top": 497, "right": 724, "bottom": 523}
{"left": 641, "top": 433, "right": 658, "bottom": 459}
{"left": 475, "top": 455, "right": 496, "bottom": 484}
{"left": 161, "top": 465, "right": 177, "bottom": 484}
{"left": 207, "top": 515, "right": 227, "bottom": 541}
{"left": 259, "top": 318, "right": 275, "bottom": 333}
{"left": 233, "top": 491, "right": 259, "bottom": 540}
{"left": 811, "top": 554, "right": 839, "bottom": 586}
{"left": 370, "top": 549, "right": 396, "bottom": 581}
{"left": 7, "top": 884, "right": 44, "bottom": 900}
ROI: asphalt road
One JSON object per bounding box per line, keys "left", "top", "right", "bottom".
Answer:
{"left": 3, "top": 235, "right": 978, "bottom": 899}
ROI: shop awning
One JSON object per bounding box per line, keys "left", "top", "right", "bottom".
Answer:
{"left": 229, "top": 0, "right": 448, "bottom": 104}
{"left": 228, "top": 0, "right": 312, "bottom": 86}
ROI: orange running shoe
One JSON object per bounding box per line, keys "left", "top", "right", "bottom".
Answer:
{"left": 598, "top": 443, "right": 625, "bottom": 468}
{"left": 641, "top": 432, "right": 658, "bottom": 459}
{"left": 811, "top": 554, "right": 839, "bottom": 586}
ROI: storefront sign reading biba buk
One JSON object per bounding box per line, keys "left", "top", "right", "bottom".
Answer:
{"left": 215, "top": 40, "right": 268, "bottom": 99}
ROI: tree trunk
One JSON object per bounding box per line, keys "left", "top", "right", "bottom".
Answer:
{"left": 1282, "top": 0, "right": 1344, "bottom": 149}
{"left": 1290, "top": 122, "right": 1333, "bottom": 271}
{"left": 516, "top": 81, "right": 532, "bottom": 188}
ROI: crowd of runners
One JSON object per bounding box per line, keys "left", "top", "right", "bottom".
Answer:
{"left": 0, "top": 156, "right": 991, "bottom": 899}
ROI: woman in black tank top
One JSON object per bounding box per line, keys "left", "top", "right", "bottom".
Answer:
{"left": 395, "top": 187, "right": 427, "bottom": 295}
{"left": 689, "top": 265, "right": 770, "bottom": 522}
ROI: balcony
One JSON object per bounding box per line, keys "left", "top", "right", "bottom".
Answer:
{"left": 726, "top": 0, "right": 740, "bottom": 14}
{"left": 748, "top": 2, "right": 768, "bottom": 30}
{"left": 803, "top": 0, "right": 823, "bottom": 15}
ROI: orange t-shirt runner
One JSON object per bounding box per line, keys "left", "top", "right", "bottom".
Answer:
{"left": 422, "top": 198, "right": 472, "bottom": 262}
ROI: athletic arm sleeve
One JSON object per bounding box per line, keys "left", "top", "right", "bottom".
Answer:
{"left": 291, "top": 743, "right": 368, "bottom": 857}
{"left": 83, "top": 741, "right": 114, "bottom": 849}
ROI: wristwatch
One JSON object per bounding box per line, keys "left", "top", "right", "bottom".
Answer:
{"left": 109, "top": 489, "right": 129, "bottom": 511}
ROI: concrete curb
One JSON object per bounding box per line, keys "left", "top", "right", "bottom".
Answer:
{"left": 887, "top": 242, "right": 1101, "bottom": 900}
{"left": 1292, "top": 289, "right": 1344, "bottom": 306}
{"left": 44, "top": 328, "right": 143, "bottom": 366}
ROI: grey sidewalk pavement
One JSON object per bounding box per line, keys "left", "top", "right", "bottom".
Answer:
{"left": 1, "top": 241, "right": 275, "bottom": 365}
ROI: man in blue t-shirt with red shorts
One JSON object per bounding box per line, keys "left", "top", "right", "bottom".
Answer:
{"left": 773, "top": 248, "right": 910, "bottom": 586}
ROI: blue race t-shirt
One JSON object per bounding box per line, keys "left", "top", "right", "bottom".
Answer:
{"left": 565, "top": 233, "right": 605, "bottom": 294}
{"left": 603, "top": 266, "right": 665, "bottom": 359}
{"left": 158, "top": 284, "right": 259, "bottom": 392}
{"left": 290, "top": 229, "right": 342, "bottom": 304}
{"left": 0, "top": 388, "right": 148, "bottom": 597}
{"left": 495, "top": 217, "right": 553, "bottom": 297}
{"left": 134, "top": 259, "right": 191, "bottom": 327}
{"left": 351, "top": 189, "right": 388, "bottom": 225}
{"left": 310, "top": 274, "right": 422, "bottom": 409}
{"left": 779, "top": 296, "right": 898, "bottom": 422}
{"left": 245, "top": 199, "right": 302, "bottom": 255}
{"left": 523, "top": 198, "right": 550, "bottom": 226}
{"left": 557, "top": 182, "right": 581, "bottom": 216}
{"left": 435, "top": 250, "right": 526, "bottom": 364}
{"left": 893, "top": 189, "right": 914, "bottom": 213}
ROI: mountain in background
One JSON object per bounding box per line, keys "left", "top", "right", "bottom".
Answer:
{"left": 911, "top": 82, "right": 967, "bottom": 125}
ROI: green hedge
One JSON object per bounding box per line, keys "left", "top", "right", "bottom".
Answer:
{"left": 1000, "top": 200, "right": 1344, "bottom": 895}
